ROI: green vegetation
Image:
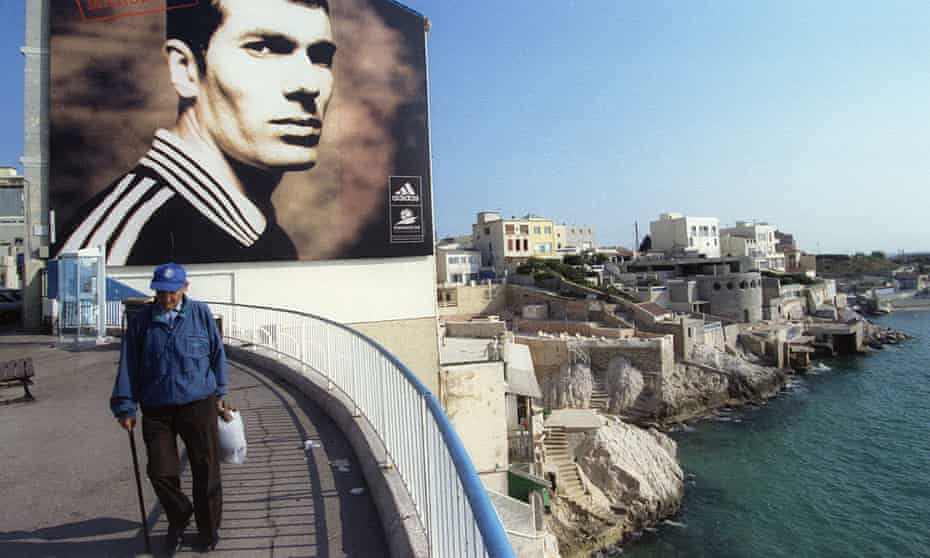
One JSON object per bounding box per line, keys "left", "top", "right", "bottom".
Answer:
{"left": 517, "top": 257, "right": 586, "bottom": 284}
{"left": 817, "top": 253, "right": 897, "bottom": 276}
{"left": 762, "top": 270, "right": 819, "bottom": 286}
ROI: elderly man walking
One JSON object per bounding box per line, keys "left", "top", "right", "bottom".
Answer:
{"left": 111, "top": 263, "right": 229, "bottom": 553}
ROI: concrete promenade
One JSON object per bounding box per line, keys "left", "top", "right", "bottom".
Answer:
{"left": 0, "top": 335, "right": 388, "bottom": 557}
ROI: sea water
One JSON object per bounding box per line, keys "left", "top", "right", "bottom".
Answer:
{"left": 622, "top": 311, "right": 930, "bottom": 558}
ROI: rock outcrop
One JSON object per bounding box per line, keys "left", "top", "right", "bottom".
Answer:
{"left": 576, "top": 417, "right": 683, "bottom": 522}
{"left": 657, "top": 343, "right": 787, "bottom": 423}
{"left": 539, "top": 343, "right": 787, "bottom": 425}
{"left": 604, "top": 356, "right": 643, "bottom": 414}
{"left": 545, "top": 417, "right": 683, "bottom": 557}
{"left": 541, "top": 362, "right": 593, "bottom": 410}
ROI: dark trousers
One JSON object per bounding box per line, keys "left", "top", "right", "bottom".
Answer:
{"left": 142, "top": 395, "right": 222, "bottom": 537}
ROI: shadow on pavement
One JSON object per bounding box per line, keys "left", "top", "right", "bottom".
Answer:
{"left": 0, "top": 517, "right": 146, "bottom": 557}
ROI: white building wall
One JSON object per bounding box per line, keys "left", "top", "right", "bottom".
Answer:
{"left": 437, "top": 250, "right": 481, "bottom": 285}
{"left": 650, "top": 213, "right": 720, "bottom": 258}
{"left": 441, "top": 361, "right": 509, "bottom": 493}
{"left": 109, "top": 257, "right": 437, "bottom": 324}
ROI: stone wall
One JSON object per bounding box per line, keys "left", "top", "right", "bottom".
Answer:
{"left": 587, "top": 337, "right": 675, "bottom": 375}
{"left": 695, "top": 272, "right": 763, "bottom": 322}
{"left": 703, "top": 324, "right": 726, "bottom": 351}
{"left": 515, "top": 336, "right": 571, "bottom": 373}
{"left": 641, "top": 317, "right": 704, "bottom": 361}
{"left": 507, "top": 285, "right": 591, "bottom": 321}
{"left": 513, "top": 318, "right": 633, "bottom": 339}
{"left": 444, "top": 319, "right": 507, "bottom": 338}
{"left": 438, "top": 284, "right": 507, "bottom": 318}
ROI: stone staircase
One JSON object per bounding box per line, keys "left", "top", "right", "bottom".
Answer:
{"left": 544, "top": 426, "right": 585, "bottom": 500}
{"left": 544, "top": 425, "right": 616, "bottom": 524}
{"left": 590, "top": 377, "right": 609, "bottom": 412}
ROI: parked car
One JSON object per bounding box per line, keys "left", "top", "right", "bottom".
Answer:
{"left": 0, "top": 289, "right": 22, "bottom": 322}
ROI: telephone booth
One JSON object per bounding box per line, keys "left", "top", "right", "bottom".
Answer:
{"left": 56, "top": 246, "right": 106, "bottom": 342}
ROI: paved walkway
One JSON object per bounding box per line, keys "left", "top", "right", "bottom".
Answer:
{"left": 0, "top": 334, "right": 387, "bottom": 557}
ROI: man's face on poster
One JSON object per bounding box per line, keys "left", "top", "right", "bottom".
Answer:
{"left": 197, "top": 0, "right": 336, "bottom": 172}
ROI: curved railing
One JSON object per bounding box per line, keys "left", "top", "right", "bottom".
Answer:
{"left": 206, "top": 302, "right": 515, "bottom": 558}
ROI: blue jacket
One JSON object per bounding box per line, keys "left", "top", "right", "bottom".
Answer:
{"left": 111, "top": 296, "right": 227, "bottom": 418}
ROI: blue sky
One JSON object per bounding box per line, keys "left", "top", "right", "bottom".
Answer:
{"left": 1, "top": 1, "right": 927, "bottom": 254}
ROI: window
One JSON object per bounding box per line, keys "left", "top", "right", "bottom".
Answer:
{"left": 545, "top": 226, "right": 552, "bottom": 234}
{"left": 712, "top": 226, "right": 717, "bottom": 234}
{"left": 523, "top": 239, "right": 529, "bottom": 251}
{"left": 0, "top": 187, "right": 24, "bottom": 220}
{"left": 700, "top": 225, "right": 709, "bottom": 236}
{"left": 691, "top": 226, "right": 697, "bottom": 235}
{"left": 713, "top": 282, "right": 722, "bottom": 291}
{"left": 505, "top": 224, "right": 515, "bottom": 235}
{"left": 451, "top": 273, "right": 462, "bottom": 283}
{"left": 690, "top": 237, "right": 694, "bottom": 247}
{"left": 484, "top": 227, "right": 490, "bottom": 235}
{"left": 714, "top": 238, "right": 718, "bottom": 246}
{"left": 520, "top": 225, "right": 529, "bottom": 234}
{"left": 507, "top": 239, "right": 513, "bottom": 251}
{"left": 740, "top": 281, "right": 748, "bottom": 289}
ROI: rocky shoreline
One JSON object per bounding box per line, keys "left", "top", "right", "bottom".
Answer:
{"left": 545, "top": 318, "right": 908, "bottom": 558}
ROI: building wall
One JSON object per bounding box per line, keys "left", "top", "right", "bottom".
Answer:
{"left": 513, "top": 318, "right": 633, "bottom": 339}
{"left": 440, "top": 361, "right": 508, "bottom": 489}
{"left": 586, "top": 336, "right": 674, "bottom": 375}
{"left": 507, "top": 285, "right": 591, "bottom": 322}
{"left": 528, "top": 219, "right": 556, "bottom": 258}
{"left": 643, "top": 317, "right": 704, "bottom": 360}
{"left": 109, "top": 257, "right": 441, "bottom": 394}
{"left": 444, "top": 320, "right": 507, "bottom": 339}
{"left": 437, "top": 283, "right": 507, "bottom": 318}
{"left": 21, "top": 0, "right": 49, "bottom": 329}
{"left": 564, "top": 224, "right": 595, "bottom": 251}
{"left": 437, "top": 249, "right": 481, "bottom": 285}
{"left": 694, "top": 273, "right": 763, "bottom": 322}
{"left": 554, "top": 224, "right": 567, "bottom": 251}
{"left": 650, "top": 213, "right": 720, "bottom": 258}
{"left": 513, "top": 336, "right": 571, "bottom": 374}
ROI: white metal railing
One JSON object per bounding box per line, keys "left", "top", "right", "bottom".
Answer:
{"left": 206, "top": 302, "right": 514, "bottom": 558}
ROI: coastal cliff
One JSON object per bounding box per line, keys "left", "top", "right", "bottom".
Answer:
{"left": 540, "top": 343, "right": 787, "bottom": 426}
{"left": 545, "top": 417, "right": 683, "bottom": 558}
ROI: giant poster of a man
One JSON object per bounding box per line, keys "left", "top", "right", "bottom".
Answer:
{"left": 51, "top": 0, "right": 433, "bottom": 265}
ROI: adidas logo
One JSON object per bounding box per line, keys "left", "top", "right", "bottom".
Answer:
{"left": 391, "top": 181, "right": 420, "bottom": 202}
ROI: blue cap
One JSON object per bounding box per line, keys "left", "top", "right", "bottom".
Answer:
{"left": 150, "top": 262, "right": 187, "bottom": 292}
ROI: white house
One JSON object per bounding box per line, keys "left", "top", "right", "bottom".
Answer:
{"left": 437, "top": 247, "right": 482, "bottom": 285}
{"left": 649, "top": 212, "right": 720, "bottom": 259}
{"left": 720, "top": 221, "right": 785, "bottom": 271}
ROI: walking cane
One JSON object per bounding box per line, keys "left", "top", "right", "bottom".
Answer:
{"left": 128, "top": 427, "right": 152, "bottom": 554}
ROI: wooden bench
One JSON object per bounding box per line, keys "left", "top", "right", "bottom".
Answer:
{"left": 0, "top": 357, "right": 36, "bottom": 403}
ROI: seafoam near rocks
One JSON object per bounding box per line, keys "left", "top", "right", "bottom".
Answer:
{"left": 575, "top": 417, "right": 684, "bottom": 523}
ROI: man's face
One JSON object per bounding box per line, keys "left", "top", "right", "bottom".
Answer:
{"left": 155, "top": 288, "right": 185, "bottom": 311}
{"left": 197, "top": 0, "right": 336, "bottom": 171}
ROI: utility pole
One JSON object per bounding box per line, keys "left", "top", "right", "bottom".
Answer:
{"left": 634, "top": 221, "right": 639, "bottom": 254}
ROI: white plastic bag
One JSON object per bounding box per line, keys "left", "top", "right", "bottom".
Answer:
{"left": 217, "top": 410, "right": 247, "bottom": 464}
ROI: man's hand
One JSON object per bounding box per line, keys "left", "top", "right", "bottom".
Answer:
{"left": 217, "top": 399, "right": 235, "bottom": 423}
{"left": 118, "top": 416, "right": 136, "bottom": 431}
